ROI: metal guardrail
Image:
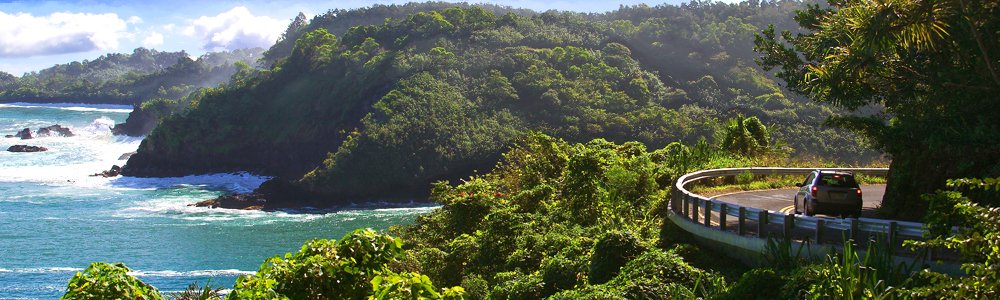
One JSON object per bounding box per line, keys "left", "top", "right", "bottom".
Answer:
{"left": 671, "top": 167, "right": 934, "bottom": 245}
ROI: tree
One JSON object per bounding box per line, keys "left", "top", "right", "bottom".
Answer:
{"left": 62, "top": 262, "right": 163, "bottom": 300}
{"left": 722, "top": 115, "right": 770, "bottom": 156}
{"left": 280, "top": 12, "right": 310, "bottom": 44}
{"left": 0, "top": 71, "right": 15, "bottom": 90}
{"left": 755, "top": 0, "right": 1000, "bottom": 219}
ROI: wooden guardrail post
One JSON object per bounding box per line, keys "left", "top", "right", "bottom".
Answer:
{"left": 670, "top": 190, "right": 677, "bottom": 213}
{"left": 758, "top": 210, "right": 769, "bottom": 237}
{"left": 683, "top": 194, "right": 689, "bottom": 219}
{"left": 738, "top": 207, "right": 746, "bottom": 236}
{"left": 692, "top": 197, "right": 700, "bottom": 224}
{"left": 783, "top": 214, "right": 794, "bottom": 241}
{"left": 849, "top": 219, "right": 860, "bottom": 242}
{"left": 888, "top": 221, "right": 898, "bottom": 247}
{"left": 719, "top": 203, "right": 728, "bottom": 231}
{"left": 815, "top": 219, "right": 825, "bottom": 245}
{"left": 704, "top": 201, "right": 713, "bottom": 227}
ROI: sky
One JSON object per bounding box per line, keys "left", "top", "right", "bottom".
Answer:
{"left": 0, "top": 0, "right": 740, "bottom": 75}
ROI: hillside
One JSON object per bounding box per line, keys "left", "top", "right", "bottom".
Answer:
{"left": 123, "top": 1, "right": 875, "bottom": 205}
{"left": 0, "top": 47, "right": 263, "bottom": 105}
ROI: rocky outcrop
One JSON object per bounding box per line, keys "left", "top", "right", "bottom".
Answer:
{"left": 7, "top": 145, "right": 47, "bottom": 152}
{"left": 8, "top": 126, "right": 73, "bottom": 139}
{"left": 191, "top": 178, "right": 321, "bottom": 211}
{"left": 13, "top": 128, "right": 32, "bottom": 139}
{"left": 118, "top": 152, "right": 137, "bottom": 160}
{"left": 112, "top": 107, "right": 159, "bottom": 136}
{"left": 192, "top": 193, "right": 268, "bottom": 210}
{"left": 36, "top": 125, "right": 74, "bottom": 137}
{"left": 91, "top": 165, "right": 122, "bottom": 177}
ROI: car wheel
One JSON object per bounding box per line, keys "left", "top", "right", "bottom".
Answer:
{"left": 804, "top": 198, "right": 815, "bottom": 216}
{"left": 793, "top": 196, "right": 799, "bottom": 214}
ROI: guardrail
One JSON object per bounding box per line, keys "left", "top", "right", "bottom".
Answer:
{"left": 670, "top": 167, "right": 934, "bottom": 246}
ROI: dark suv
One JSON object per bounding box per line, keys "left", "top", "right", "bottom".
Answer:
{"left": 794, "top": 170, "right": 862, "bottom": 217}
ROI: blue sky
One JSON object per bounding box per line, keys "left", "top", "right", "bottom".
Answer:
{"left": 0, "top": 0, "right": 739, "bottom": 75}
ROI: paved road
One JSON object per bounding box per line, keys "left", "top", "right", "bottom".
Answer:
{"left": 713, "top": 185, "right": 886, "bottom": 218}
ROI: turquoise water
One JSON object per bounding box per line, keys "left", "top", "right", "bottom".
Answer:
{"left": 0, "top": 103, "right": 433, "bottom": 298}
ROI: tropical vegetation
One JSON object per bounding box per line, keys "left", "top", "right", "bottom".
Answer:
{"left": 48, "top": 0, "right": 1000, "bottom": 299}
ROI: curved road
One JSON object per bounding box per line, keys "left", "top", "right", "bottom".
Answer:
{"left": 712, "top": 185, "right": 886, "bottom": 218}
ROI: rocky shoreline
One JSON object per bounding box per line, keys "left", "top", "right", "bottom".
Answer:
{"left": 7, "top": 145, "right": 48, "bottom": 152}
{"left": 189, "top": 177, "right": 425, "bottom": 211}
{"left": 189, "top": 178, "right": 323, "bottom": 211}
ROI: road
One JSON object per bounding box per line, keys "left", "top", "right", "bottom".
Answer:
{"left": 712, "top": 185, "right": 886, "bottom": 218}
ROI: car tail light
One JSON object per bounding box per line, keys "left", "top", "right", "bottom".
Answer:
{"left": 811, "top": 186, "right": 818, "bottom": 197}
{"left": 856, "top": 188, "right": 862, "bottom": 196}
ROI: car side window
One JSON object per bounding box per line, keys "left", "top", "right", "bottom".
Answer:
{"left": 803, "top": 173, "right": 814, "bottom": 186}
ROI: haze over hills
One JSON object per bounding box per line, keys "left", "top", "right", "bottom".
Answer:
{"left": 0, "top": 47, "right": 264, "bottom": 105}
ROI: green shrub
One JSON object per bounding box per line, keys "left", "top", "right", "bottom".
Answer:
{"left": 61, "top": 262, "right": 163, "bottom": 300}
{"left": 415, "top": 247, "right": 449, "bottom": 283}
{"left": 446, "top": 234, "right": 480, "bottom": 279}
{"left": 460, "top": 275, "right": 489, "bottom": 300}
{"left": 613, "top": 249, "right": 712, "bottom": 290}
{"left": 778, "top": 265, "right": 825, "bottom": 299}
{"left": 370, "top": 272, "right": 465, "bottom": 300}
{"left": 169, "top": 280, "right": 223, "bottom": 300}
{"left": 541, "top": 255, "right": 585, "bottom": 297}
{"left": 588, "top": 231, "right": 646, "bottom": 284}
{"left": 227, "top": 228, "right": 404, "bottom": 299}
{"left": 489, "top": 271, "right": 543, "bottom": 300}
{"left": 736, "top": 170, "right": 754, "bottom": 185}
{"left": 718, "top": 268, "right": 782, "bottom": 300}
{"left": 548, "top": 284, "right": 621, "bottom": 300}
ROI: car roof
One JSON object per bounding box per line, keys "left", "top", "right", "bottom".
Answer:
{"left": 815, "top": 170, "right": 855, "bottom": 176}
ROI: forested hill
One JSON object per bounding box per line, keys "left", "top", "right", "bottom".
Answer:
{"left": 123, "top": 0, "right": 874, "bottom": 204}
{"left": 261, "top": 2, "right": 537, "bottom": 66}
{"left": 0, "top": 47, "right": 263, "bottom": 105}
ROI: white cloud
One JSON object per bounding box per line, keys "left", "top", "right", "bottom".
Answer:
{"left": 127, "top": 16, "right": 142, "bottom": 24}
{"left": 0, "top": 11, "right": 129, "bottom": 57}
{"left": 184, "top": 6, "right": 286, "bottom": 51}
{"left": 142, "top": 32, "right": 164, "bottom": 48}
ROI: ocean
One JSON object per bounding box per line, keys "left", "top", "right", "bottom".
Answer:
{"left": 0, "top": 103, "right": 433, "bottom": 299}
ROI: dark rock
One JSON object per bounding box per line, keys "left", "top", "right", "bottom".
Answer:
{"left": 112, "top": 105, "right": 158, "bottom": 136}
{"left": 36, "top": 125, "right": 74, "bottom": 137}
{"left": 90, "top": 165, "right": 122, "bottom": 177}
{"left": 192, "top": 193, "right": 267, "bottom": 210}
{"left": 4, "top": 135, "right": 12, "bottom": 138}
{"left": 14, "top": 128, "right": 32, "bottom": 140}
{"left": 7, "top": 145, "right": 47, "bottom": 152}
{"left": 118, "top": 151, "right": 136, "bottom": 160}
{"left": 191, "top": 178, "right": 320, "bottom": 210}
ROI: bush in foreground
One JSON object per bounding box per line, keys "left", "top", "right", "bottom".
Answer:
{"left": 61, "top": 262, "right": 162, "bottom": 300}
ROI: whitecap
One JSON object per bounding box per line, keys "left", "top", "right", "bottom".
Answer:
{"left": 0, "top": 102, "right": 133, "bottom": 113}
{"left": 127, "top": 269, "right": 254, "bottom": 277}
{"left": 2, "top": 267, "right": 83, "bottom": 274}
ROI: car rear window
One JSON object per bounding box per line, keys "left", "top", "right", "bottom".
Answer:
{"left": 817, "top": 174, "right": 858, "bottom": 188}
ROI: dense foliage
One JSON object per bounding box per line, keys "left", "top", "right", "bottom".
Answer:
{"left": 228, "top": 228, "right": 463, "bottom": 300}
{"left": 63, "top": 230, "right": 463, "bottom": 300}
{"left": 385, "top": 133, "right": 741, "bottom": 298}
{"left": 61, "top": 262, "right": 162, "bottom": 300}
{"left": 0, "top": 47, "right": 263, "bottom": 105}
{"left": 125, "top": 1, "right": 877, "bottom": 204}
{"left": 755, "top": 0, "right": 1000, "bottom": 218}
